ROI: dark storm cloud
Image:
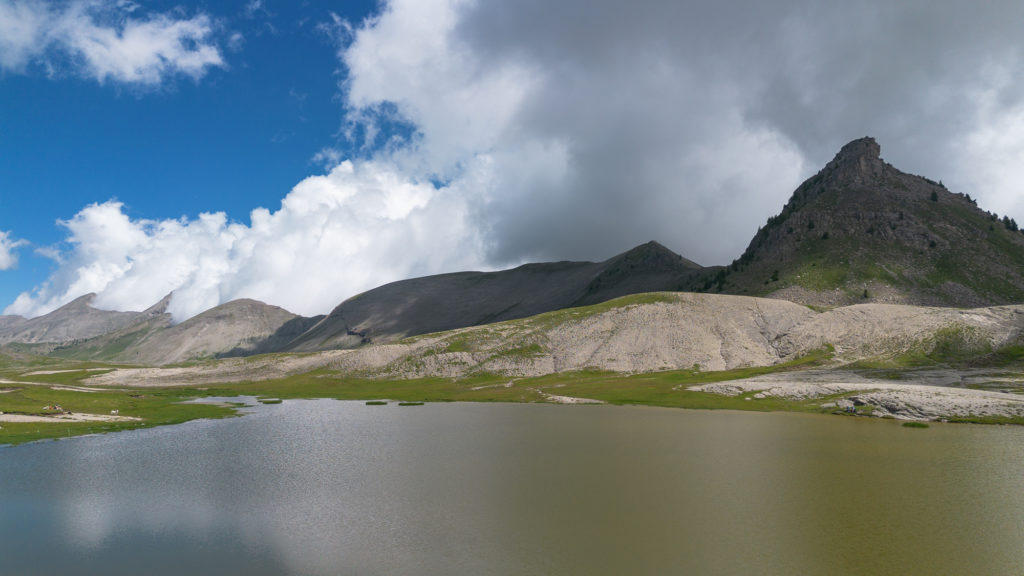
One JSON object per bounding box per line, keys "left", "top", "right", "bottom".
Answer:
{"left": 345, "top": 0, "right": 1024, "bottom": 267}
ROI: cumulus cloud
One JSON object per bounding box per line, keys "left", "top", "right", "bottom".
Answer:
{"left": 0, "top": 0, "right": 224, "bottom": 85}
{"left": 5, "top": 161, "right": 486, "bottom": 320}
{"left": 11, "top": 0, "right": 1024, "bottom": 321}
{"left": 0, "top": 231, "right": 27, "bottom": 270}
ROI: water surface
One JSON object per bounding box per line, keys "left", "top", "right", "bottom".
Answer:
{"left": 2, "top": 401, "right": 1023, "bottom": 575}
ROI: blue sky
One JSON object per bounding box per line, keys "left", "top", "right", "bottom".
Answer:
{"left": 1, "top": 0, "right": 381, "bottom": 311}
{"left": 3, "top": 0, "right": 1024, "bottom": 320}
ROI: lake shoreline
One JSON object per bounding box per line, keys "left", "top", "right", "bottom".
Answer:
{"left": 4, "top": 365, "right": 1024, "bottom": 446}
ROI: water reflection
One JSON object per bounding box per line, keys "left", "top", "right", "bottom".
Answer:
{"left": 2, "top": 401, "right": 1024, "bottom": 575}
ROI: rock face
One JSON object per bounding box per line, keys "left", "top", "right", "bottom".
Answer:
{"left": 284, "top": 241, "right": 706, "bottom": 351}
{"left": 711, "top": 137, "right": 1024, "bottom": 307}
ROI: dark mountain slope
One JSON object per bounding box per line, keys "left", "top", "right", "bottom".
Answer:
{"left": 285, "top": 241, "right": 705, "bottom": 351}
{"left": 712, "top": 137, "right": 1024, "bottom": 307}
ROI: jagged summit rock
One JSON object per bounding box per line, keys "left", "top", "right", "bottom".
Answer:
{"left": 143, "top": 292, "right": 175, "bottom": 318}
{"left": 823, "top": 136, "right": 886, "bottom": 186}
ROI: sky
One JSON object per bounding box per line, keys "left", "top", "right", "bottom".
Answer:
{"left": 2, "top": 0, "right": 1024, "bottom": 322}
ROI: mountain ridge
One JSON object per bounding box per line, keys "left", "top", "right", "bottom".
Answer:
{"left": 283, "top": 240, "right": 705, "bottom": 352}
{"left": 5, "top": 136, "right": 1024, "bottom": 364}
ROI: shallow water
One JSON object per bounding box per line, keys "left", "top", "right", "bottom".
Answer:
{"left": 2, "top": 401, "right": 1023, "bottom": 575}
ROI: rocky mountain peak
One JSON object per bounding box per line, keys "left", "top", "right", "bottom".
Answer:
{"left": 606, "top": 241, "right": 701, "bottom": 271}
{"left": 63, "top": 293, "right": 99, "bottom": 310}
{"left": 824, "top": 136, "right": 886, "bottom": 186}
{"left": 143, "top": 292, "right": 174, "bottom": 317}
{"left": 715, "top": 136, "right": 1024, "bottom": 308}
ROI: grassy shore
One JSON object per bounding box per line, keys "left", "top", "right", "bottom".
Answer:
{"left": 0, "top": 384, "right": 236, "bottom": 445}
{"left": 2, "top": 345, "right": 1021, "bottom": 446}
{"left": 0, "top": 346, "right": 844, "bottom": 446}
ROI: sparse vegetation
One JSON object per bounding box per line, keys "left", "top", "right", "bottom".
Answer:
{"left": 902, "top": 421, "right": 929, "bottom": 428}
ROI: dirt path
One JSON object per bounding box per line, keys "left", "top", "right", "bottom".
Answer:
{"left": 0, "top": 412, "right": 141, "bottom": 423}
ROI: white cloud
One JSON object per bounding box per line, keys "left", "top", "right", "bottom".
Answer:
{"left": 10, "top": 0, "right": 1024, "bottom": 322}
{"left": 0, "top": 0, "right": 48, "bottom": 71}
{"left": 0, "top": 0, "right": 225, "bottom": 85}
{"left": 5, "top": 161, "right": 486, "bottom": 320}
{"left": 0, "top": 230, "right": 28, "bottom": 270}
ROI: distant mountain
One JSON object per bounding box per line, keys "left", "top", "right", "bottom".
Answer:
{"left": 285, "top": 241, "right": 706, "bottom": 351}
{"left": 0, "top": 294, "right": 148, "bottom": 345}
{"left": 711, "top": 137, "right": 1024, "bottom": 307}
{"left": 50, "top": 298, "right": 303, "bottom": 365}
{"left": 2, "top": 242, "right": 706, "bottom": 362}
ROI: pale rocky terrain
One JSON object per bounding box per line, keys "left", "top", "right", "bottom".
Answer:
{"left": 693, "top": 369, "right": 1024, "bottom": 422}
{"left": 111, "top": 299, "right": 300, "bottom": 365}
{"left": 86, "top": 292, "right": 1024, "bottom": 420}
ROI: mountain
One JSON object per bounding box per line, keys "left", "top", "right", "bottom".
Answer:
{"left": 50, "top": 298, "right": 303, "bottom": 365}
{"left": 285, "top": 241, "right": 705, "bottom": 351}
{"left": 87, "top": 292, "right": 1024, "bottom": 389}
{"left": 8, "top": 136, "right": 1024, "bottom": 364}
{"left": 0, "top": 294, "right": 148, "bottom": 345}
{"left": 711, "top": 137, "right": 1024, "bottom": 307}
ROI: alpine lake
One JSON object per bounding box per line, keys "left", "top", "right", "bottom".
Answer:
{"left": 2, "top": 399, "right": 1024, "bottom": 575}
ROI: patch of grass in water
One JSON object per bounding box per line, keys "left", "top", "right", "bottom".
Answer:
{"left": 365, "top": 400, "right": 387, "bottom": 405}
{"left": 398, "top": 401, "right": 424, "bottom": 406}
{"left": 258, "top": 398, "right": 282, "bottom": 404}
{"left": 902, "top": 421, "right": 930, "bottom": 428}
